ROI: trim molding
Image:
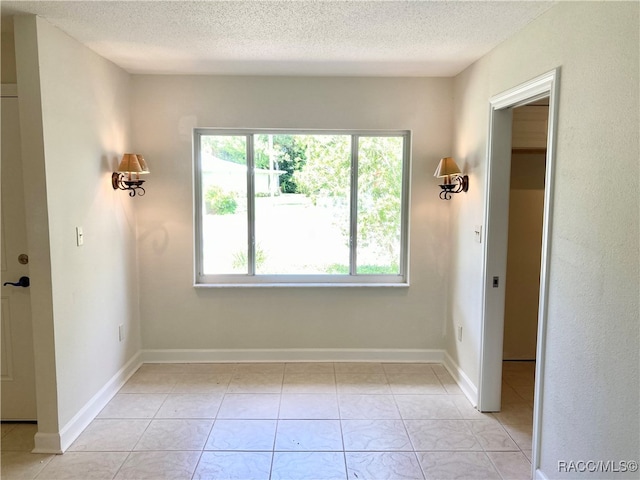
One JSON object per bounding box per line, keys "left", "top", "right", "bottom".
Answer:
{"left": 141, "top": 348, "right": 446, "bottom": 364}
{"left": 33, "top": 352, "right": 142, "bottom": 454}
{"left": 32, "top": 432, "right": 62, "bottom": 454}
{"left": 480, "top": 67, "right": 560, "bottom": 473}
{"left": 443, "top": 352, "right": 478, "bottom": 406}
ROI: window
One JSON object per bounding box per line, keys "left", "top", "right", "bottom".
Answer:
{"left": 194, "top": 130, "right": 410, "bottom": 286}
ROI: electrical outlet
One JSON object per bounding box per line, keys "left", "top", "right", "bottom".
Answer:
{"left": 457, "top": 325, "right": 463, "bottom": 342}
{"left": 118, "top": 324, "right": 125, "bottom": 342}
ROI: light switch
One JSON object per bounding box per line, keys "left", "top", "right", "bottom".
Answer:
{"left": 76, "top": 227, "right": 84, "bottom": 246}
{"left": 474, "top": 225, "right": 482, "bottom": 243}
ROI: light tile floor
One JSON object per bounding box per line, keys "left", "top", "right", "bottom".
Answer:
{"left": 1, "top": 362, "right": 535, "bottom": 479}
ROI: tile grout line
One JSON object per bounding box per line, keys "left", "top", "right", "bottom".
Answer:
{"left": 269, "top": 373, "right": 285, "bottom": 479}
{"left": 337, "top": 399, "right": 348, "bottom": 480}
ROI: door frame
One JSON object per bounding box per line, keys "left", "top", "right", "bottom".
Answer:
{"left": 477, "top": 68, "right": 560, "bottom": 473}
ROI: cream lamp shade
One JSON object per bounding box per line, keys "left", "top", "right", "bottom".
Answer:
{"left": 135, "top": 154, "right": 150, "bottom": 173}
{"left": 434, "top": 156, "right": 462, "bottom": 178}
{"left": 117, "top": 153, "right": 149, "bottom": 174}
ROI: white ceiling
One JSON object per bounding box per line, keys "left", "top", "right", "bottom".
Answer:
{"left": 1, "top": 1, "right": 556, "bottom": 77}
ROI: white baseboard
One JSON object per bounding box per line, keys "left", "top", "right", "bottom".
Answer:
{"left": 141, "top": 348, "right": 446, "bottom": 364}
{"left": 32, "top": 432, "right": 63, "bottom": 454}
{"left": 443, "top": 352, "right": 478, "bottom": 406}
{"left": 535, "top": 468, "right": 549, "bottom": 480}
{"left": 33, "top": 352, "right": 142, "bottom": 454}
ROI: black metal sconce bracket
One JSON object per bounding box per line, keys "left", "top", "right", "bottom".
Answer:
{"left": 112, "top": 172, "right": 146, "bottom": 197}
{"left": 438, "top": 175, "right": 469, "bottom": 200}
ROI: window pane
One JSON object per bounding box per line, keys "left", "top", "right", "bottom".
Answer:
{"left": 200, "top": 135, "right": 248, "bottom": 274}
{"left": 253, "top": 134, "right": 351, "bottom": 274}
{"left": 356, "top": 136, "right": 404, "bottom": 274}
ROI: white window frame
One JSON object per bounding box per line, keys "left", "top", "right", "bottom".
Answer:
{"left": 194, "top": 129, "right": 411, "bottom": 287}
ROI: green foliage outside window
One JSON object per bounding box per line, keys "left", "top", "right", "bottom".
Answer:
{"left": 205, "top": 185, "right": 238, "bottom": 215}
{"left": 202, "top": 134, "right": 308, "bottom": 194}
{"left": 232, "top": 246, "right": 267, "bottom": 270}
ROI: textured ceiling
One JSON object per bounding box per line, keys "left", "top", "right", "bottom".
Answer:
{"left": 1, "top": 1, "right": 556, "bottom": 76}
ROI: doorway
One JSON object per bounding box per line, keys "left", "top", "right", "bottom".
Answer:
{"left": 478, "top": 69, "right": 560, "bottom": 475}
{"left": 503, "top": 101, "right": 548, "bottom": 365}
{"left": 1, "top": 86, "right": 38, "bottom": 421}
{"left": 499, "top": 100, "right": 549, "bottom": 464}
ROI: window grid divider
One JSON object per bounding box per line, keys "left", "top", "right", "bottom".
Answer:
{"left": 246, "top": 134, "right": 256, "bottom": 276}
{"left": 349, "top": 135, "right": 359, "bottom": 276}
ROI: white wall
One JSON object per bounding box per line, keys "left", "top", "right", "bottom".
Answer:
{"left": 13, "top": 16, "right": 141, "bottom": 449}
{"left": 131, "top": 76, "right": 453, "bottom": 355}
{"left": 450, "top": 2, "right": 639, "bottom": 478}
{"left": 13, "top": 14, "right": 60, "bottom": 447}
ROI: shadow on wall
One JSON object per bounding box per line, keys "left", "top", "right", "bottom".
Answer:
{"left": 138, "top": 223, "right": 170, "bottom": 255}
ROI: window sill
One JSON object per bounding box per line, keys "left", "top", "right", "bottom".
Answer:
{"left": 194, "top": 282, "right": 409, "bottom": 288}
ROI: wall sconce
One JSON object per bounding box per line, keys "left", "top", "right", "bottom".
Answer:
{"left": 434, "top": 156, "right": 469, "bottom": 200}
{"left": 112, "top": 154, "right": 149, "bottom": 197}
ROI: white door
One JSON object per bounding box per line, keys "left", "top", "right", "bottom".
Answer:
{"left": 1, "top": 91, "right": 37, "bottom": 420}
